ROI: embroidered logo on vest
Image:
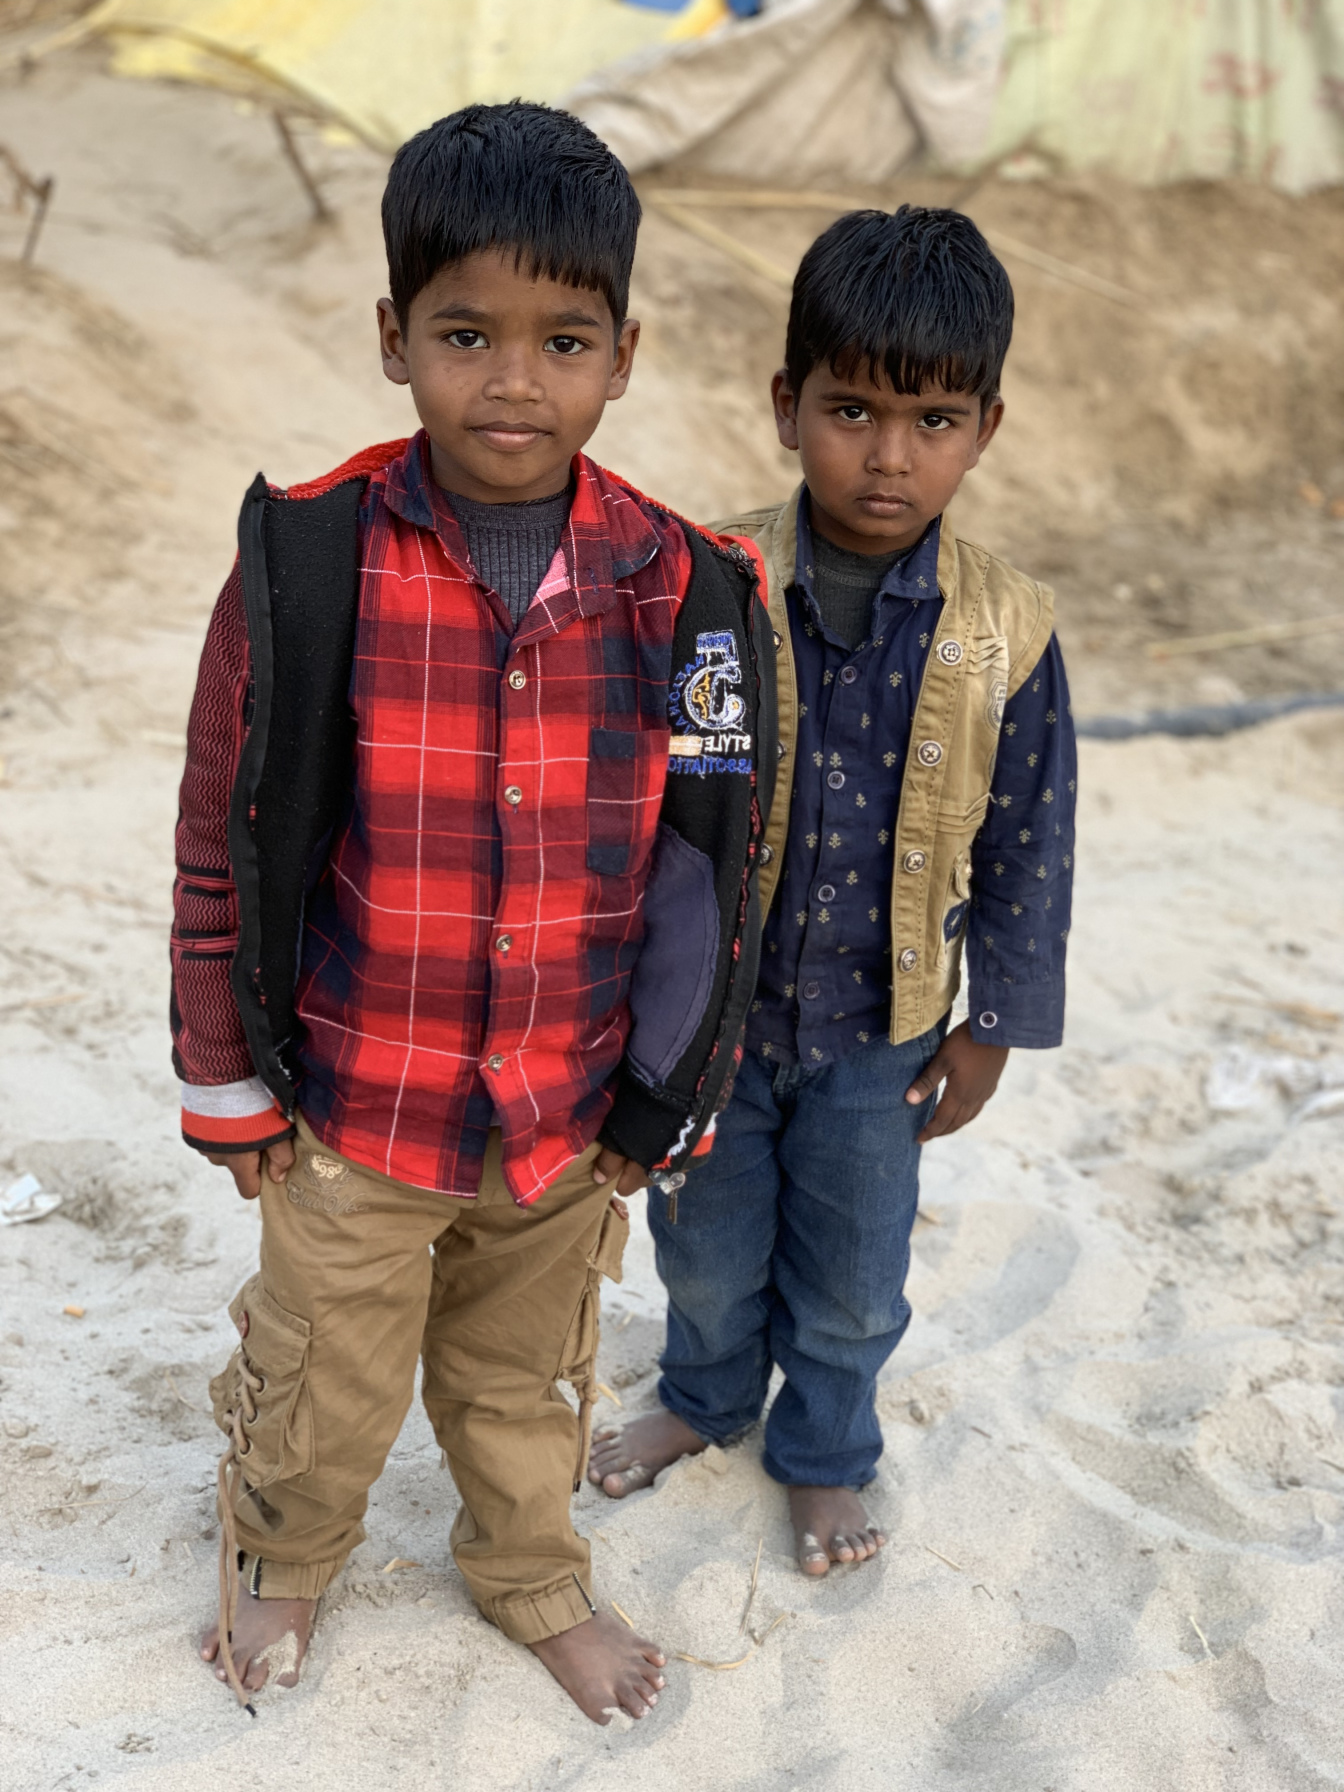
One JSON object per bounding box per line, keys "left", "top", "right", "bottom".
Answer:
{"left": 668, "top": 629, "right": 751, "bottom": 776}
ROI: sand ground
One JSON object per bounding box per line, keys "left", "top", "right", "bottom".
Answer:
{"left": 1, "top": 47, "right": 1343, "bottom": 1792}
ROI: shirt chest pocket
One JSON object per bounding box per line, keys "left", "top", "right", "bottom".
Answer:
{"left": 586, "top": 727, "right": 658, "bottom": 877}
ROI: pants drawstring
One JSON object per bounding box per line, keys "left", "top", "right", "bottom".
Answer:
{"left": 215, "top": 1352, "right": 265, "bottom": 1710}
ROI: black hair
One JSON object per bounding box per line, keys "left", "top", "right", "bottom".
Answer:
{"left": 382, "top": 102, "right": 640, "bottom": 327}
{"left": 785, "top": 205, "right": 1013, "bottom": 408}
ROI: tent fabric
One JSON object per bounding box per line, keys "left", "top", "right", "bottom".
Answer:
{"left": 985, "top": 0, "right": 1344, "bottom": 193}
{"left": 576, "top": 0, "right": 1344, "bottom": 192}
{"left": 82, "top": 0, "right": 1344, "bottom": 191}
{"left": 82, "top": 0, "right": 739, "bottom": 150}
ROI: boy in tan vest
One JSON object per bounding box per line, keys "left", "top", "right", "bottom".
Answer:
{"left": 589, "top": 206, "right": 1077, "bottom": 1571}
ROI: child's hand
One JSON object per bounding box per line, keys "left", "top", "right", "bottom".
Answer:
{"left": 592, "top": 1147, "right": 650, "bottom": 1198}
{"left": 903, "top": 1021, "right": 1008, "bottom": 1142}
{"left": 205, "top": 1139, "right": 296, "bottom": 1201}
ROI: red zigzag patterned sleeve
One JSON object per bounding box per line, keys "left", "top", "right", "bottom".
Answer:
{"left": 171, "top": 560, "right": 291, "bottom": 1155}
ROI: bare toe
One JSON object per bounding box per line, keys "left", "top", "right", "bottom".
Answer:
{"left": 799, "top": 1531, "right": 830, "bottom": 1575}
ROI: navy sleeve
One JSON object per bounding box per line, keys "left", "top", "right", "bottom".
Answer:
{"left": 965, "top": 633, "right": 1076, "bottom": 1049}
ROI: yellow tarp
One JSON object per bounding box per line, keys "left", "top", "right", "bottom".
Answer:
{"left": 987, "top": 0, "right": 1344, "bottom": 192}
{"left": 84, "top": 0, "right": 733, "bottom": 150}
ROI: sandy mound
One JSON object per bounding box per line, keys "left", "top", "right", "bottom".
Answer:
{"left": 0, "top": 47, "right": 1342, "bottom": 1792}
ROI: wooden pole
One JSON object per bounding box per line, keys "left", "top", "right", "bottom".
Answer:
{"left": 272, "top": 112, "right": 332, "bottom": 223}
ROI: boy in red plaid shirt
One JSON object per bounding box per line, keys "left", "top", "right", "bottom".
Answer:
{"left": 175, "top": 103, "right": 774, "bottom": 1723}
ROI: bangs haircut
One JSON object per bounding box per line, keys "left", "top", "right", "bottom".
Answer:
{"left": 383, "top": 101, "right": 640, "bottom": 328}
{"left": 785, "top": 205, "right": 1013, "bottom": 408}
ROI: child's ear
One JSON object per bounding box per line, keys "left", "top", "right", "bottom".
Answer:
{"left": 772, "top": 370, "right": 799, "bottom": 452}
{"left": 970, "top": 395, "right": 1005, "bottom": 464}
{"left": 606, "top": 317, "right": 641, "bottom": 402}
{"left": 377, "top": 297, "right": 410, "bottom": 387}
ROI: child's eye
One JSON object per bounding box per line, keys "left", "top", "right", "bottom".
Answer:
{"left": 446, "top": 329, "right": 486, "bottom": 349}
{"left": 546, "top": 335, "right": 586, "bottom": 356}
{"left": 921, "top": 413, "right": 952, "bottom": 430}
{"left": 837, "top": 405, "right": 869, "bottom": 422}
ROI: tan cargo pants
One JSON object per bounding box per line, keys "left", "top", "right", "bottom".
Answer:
{"left": 208, "top": 1116, "right": 628, "bottom": 1644}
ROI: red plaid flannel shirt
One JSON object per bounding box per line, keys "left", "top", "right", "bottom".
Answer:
{"left": 174, "top": 433, "right": 695, "bottom": 1201}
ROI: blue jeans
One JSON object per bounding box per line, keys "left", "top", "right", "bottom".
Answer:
{"left": 647, "top": 1024, "right": 944, "bottom": 1489}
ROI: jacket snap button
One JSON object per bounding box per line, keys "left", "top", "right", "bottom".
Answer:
{"left": 827, "top": 770, "right": 845, "bottom": 790}
{"left": 840, "top": 665, "right": 858, "bottom": 685}
{"left": 486, "top": 1053, "right": 505, "bottom": 1072}
{"left": 504, "top": 785, "right": 523, "bottom": 806}
{"left": 777, "top": 741, "right": 786, "bottom": 760}
{"left": 496, "top": 934, "right": 512, "bottom": 953}
{"left": 507, "top": 669, "right": 527, "bottom": 690}
{"left": 817, "top": 883, "right": 836, "bottom": 902}
{"left": 802, "top": 981, "right": 821, "bottom": 1000}
{"left": 937, "top": 640, "right": 963, "bottom": 665}
{"left": 772, "top": 629, "right": 783, "bottom": 652}
{"left": 978, "top": 1011, "right": 999, "bottom": 1029}
{"left": 760, "top": 844, "right": 774, "bottom": 865}
{"left": 917, "top": 740, "right": 943, "bottom": 767}
{"left": 898, "top": 948, "right": 919, "bottom": 973}
{"left": 903, "top": 850, "right": 927, "bottom": 873}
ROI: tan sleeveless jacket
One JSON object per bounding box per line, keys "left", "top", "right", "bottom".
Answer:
{"left": 714, "top": 486, "right": 1055, "bottom": 1044}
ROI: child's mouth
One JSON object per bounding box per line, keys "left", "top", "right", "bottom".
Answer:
{"left": 472, "top": 423, "right": 547, "bottom": 452}
{"left": 856, "top": 493, "right": 910, "bottom": 515}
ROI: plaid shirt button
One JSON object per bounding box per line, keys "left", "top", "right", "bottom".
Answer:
{"left": 507, "top": 669, "right": 527, "bottom": 690}
{"left": 504, "top": 785, "right": 523, "bottom": 806}
{"left": 496, "top": 934, "right": 512, "bottom": 953}
{"left": 486, "top": 1054, "right": 505, "bottom": 1072}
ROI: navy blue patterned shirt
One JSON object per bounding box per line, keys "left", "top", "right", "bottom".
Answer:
{"left": 745, "top": 492, "right": 1076, "bottom": 1067}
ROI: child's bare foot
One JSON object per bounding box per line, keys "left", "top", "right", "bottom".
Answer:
{"left": 788, "top": 1486, "right": 886, "bottom": 1577}
{"left": 528, "top": 1611, "right": 667, "bottom": 1724}
{"left": 199, "top": 1590, "right": 314, "bottom": 1692}
{"left": 587, "top": 1409, "right": 706, "bottom": 1497}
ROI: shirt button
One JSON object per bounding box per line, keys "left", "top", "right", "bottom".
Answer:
{"left": 486, "top": 1053, "right": 505, "bottom": 1072}
{"left": 840, "top": 665, "right": 858, "bottom": 685}
{"left": 902, "top": 850, "right": 927, "bottom": 873}
{"left": 817, "top": 883, "right": 836, "bottom": 902}
{"left": 898, "top": 948, "right": 919, "bottom": 973}
{"left": 917, "top": 740, "right": 943, "bottom": 767}
{"left": 496, "top": 934, "right": 512, "bottom": 953}
{"left": 504, "top": 785, "right": 523, "bottom": 806}
{"left": 978, "top": 1010, "right": 999, "bottom": 1029}
{"left": 507, "top": 669, "right": 527, "bottom": 690}
{"left": 802, "top": 981, "right": 821, "bottom": 1000}
{"left": 759, "top": 844, "right": 774, "bottom": 865}
{"left": 827, "top": 770, "right": 845, "bottom": 790}
{"left": 937, "top": 640, "right": 963, "bottom": 665}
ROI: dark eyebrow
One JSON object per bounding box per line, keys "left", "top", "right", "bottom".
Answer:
{"left": 816, "top": 388, "right": 974, "bottom": 416}
{"left": 427, "top": 303, "right": 490, "bottom": 323}
{"left": 425, "top": 304, "right": 605, "bottom": 329}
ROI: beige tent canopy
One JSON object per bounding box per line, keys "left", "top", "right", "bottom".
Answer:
{"left": 53, "top": 0, "right": 1344, "bottom": 193}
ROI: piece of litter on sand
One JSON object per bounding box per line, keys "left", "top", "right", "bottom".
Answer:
{"left": 738, "top": 1535, "right": 764, "bottom": 1636}
{"left": 382, "top": 1557, "right": 421, "bottom": 1573}
{"left": 914, "top": 1207, "right": 942, "bottom": 1227}
{"left": 676, "top": 1613, "right": 789, "bottom": 1672}
{"left": 1188, "top": 1615, "right": 1214, "bottom": 1660}
{"left": 164, "top": 1371, "right": 201, "bottom": 1411}
{"left": 596, "top": 1382, "right": 623, "bottom": 1408}
{"left": 0, "top": 1174, "right": 61, "bottom": 1227}
{"left": 63, "top": 1304, "right": 85, "bottom": 1319}
{"left": 41, "top": 1484, "right": 145, "bottom": 1514}
{"left": 610, "top": 1601, "right": 636, "bottom": 1629}
{"left": 972, "top": 1582, "right": 995, "bottom": 1600}
{"left": 923, "top": 1543, "right": 964, "bottom": 1573}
